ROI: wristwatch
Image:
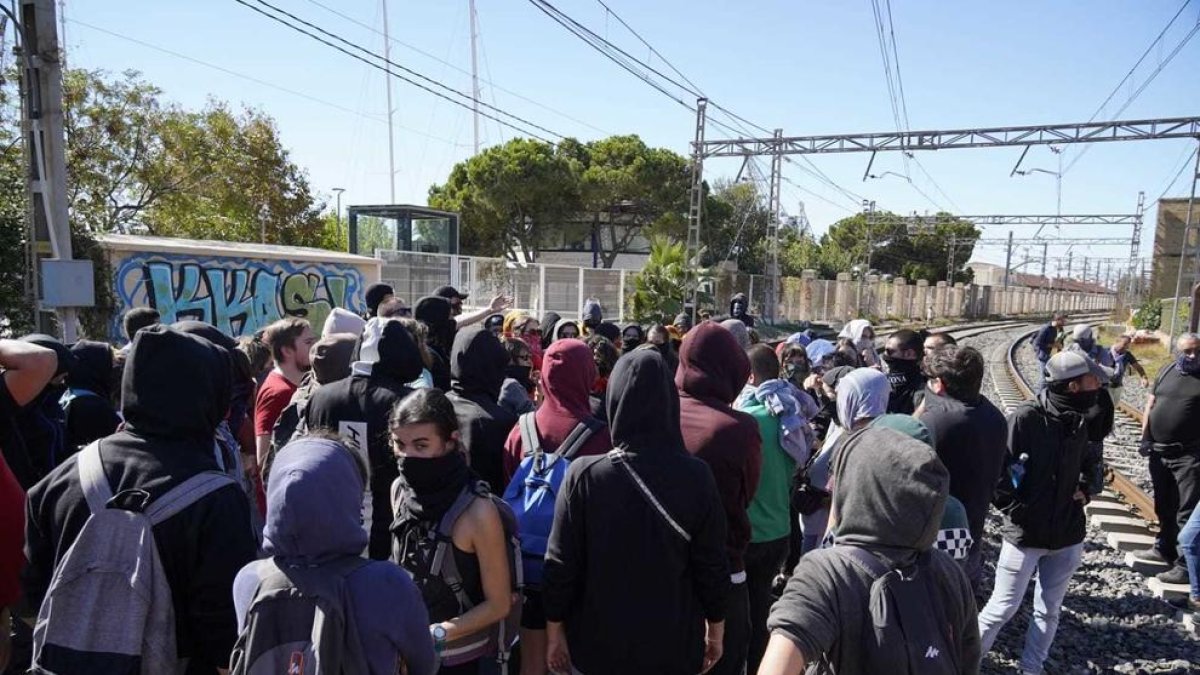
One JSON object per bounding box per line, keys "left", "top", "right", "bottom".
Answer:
{"left": 430, "top": 624, "right": 449, "bottom": 654}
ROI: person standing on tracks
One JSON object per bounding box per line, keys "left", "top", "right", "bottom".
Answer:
{"left": 881, "top": 329, "right": 927, "bottom": 415}
{"left": 1032, "top": 313, "right": 1067, "bottom": 388}
{"left": 1107, "top": 334, "right": 1149, "bottom": 405}
{"left": 978, "top": 351, "right": 1105, "bottom": 675}
{"left": 917, "top": 345, "right": 1008, "bottom": 596}
{"left": 1135, "top": 332, "right": 1200, "bottom": 586}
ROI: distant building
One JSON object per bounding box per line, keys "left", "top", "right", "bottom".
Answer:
{"left": 1151, "top": 198, "right": 1198, "bottom": 299}
{"left": 967, "top": 262, "right": 1109, "bottom": 294}
{"left": 529, "top": 202, "right": 654, "bottom": 270}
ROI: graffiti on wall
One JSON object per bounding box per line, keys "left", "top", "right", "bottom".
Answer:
{"left": 112, "top": 253, "right": 367, "bottom": 340}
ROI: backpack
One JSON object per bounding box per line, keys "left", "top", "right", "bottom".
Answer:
{"left": 502, "top": 413, "right": 603, "bottom": 586}
{"left": 392, "top": 480, "right": 523, "bottom": 670}
{"left": 228, "top": 556, "right": 371, "bottom": 675}
{"left": 828, "top": 546, "right": 961, "bottom": 675}
{"left": 32, "top": 441, "right": 237, "bottom": 675}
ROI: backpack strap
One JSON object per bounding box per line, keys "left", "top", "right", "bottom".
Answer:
{"left": 76, "top": 441, "right": 112, "bottom": 515}
{"left": 608, "top": 448, "right": 690, "bottom": 543}
{"left": 433, "top": 483, "right": 487, "bottom": 612}
{"left": 836, "top": 545, "right": 891, "bottom": 579}
{"left": 145, "top": 471, "right": 239, "bottom": 525}
{"left": 558, "top": 418, "right": 604, "bottom": 461}
{"left": 518, "top": 413, "right": 541, "bottom": 458}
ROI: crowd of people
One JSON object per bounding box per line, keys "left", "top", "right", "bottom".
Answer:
{"left": 0, "top": 281, "right": 1197, "bottom": 675}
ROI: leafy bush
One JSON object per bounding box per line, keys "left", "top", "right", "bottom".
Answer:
{"left": 1131, "top": 298, "right": 1162, "bottom": 331}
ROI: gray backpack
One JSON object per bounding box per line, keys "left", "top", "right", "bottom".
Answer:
{"left": 32, "top": 441, "right": 237, "bottom": 675}
{"left": 229, "top": 556, "right": 371, "bottom": 675}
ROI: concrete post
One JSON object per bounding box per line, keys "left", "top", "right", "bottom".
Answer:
{"left": 835, "top": 273, "right": 852, "bottom": 321}
{"left": 934, "top": 281, "right": 949, "bottom": 319}
{"left": 800, "top": 270, "right": 817, "bottom": 320}
{"left": 892, "top": 278, "right": 908, "bottom": 321}
{"left": 915, "top": 280, "right": 930, "bottom": 321}
{"left": 951, "top": 283, "right": 965, "bottom": 318}
{"left": 865, "top": 274, "right": 881, "bottom": 318}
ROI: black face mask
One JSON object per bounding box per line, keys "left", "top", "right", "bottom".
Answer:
{"left": 396, "top": 450, "right": 466, "bottom": 496}
{"left": 784, "top": 363, "right": 809, "bottom": 385}
{"left": 1047, "top": 387, "right": 1099, "bottom": 414}
{"left": 882, "top": 355, "right": 920, "bottom": 375}
{"left": 623, "top": 336, "right": 642, "bottom": 351}
{"left": 505, "top": 364, "right": 532, "bottom": 386}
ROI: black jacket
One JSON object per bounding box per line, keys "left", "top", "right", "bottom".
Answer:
{"left": 23, "top": 325, "right": 258, "bottom": 674}
{"left": 992, "top": 392, "right": 1101, "bottom": 550}
{"left": 544, "top": 350, "right": 729, "bottom": 675}
{"left": 63, "top": 340, "right": 121, "bottom": 451}
{"left": 446, "top": 327, "right": 517, "bottom": 494}
{"left": 414, "top": 296, "right": 455, "bottom": 391}
{"left": 304, "top": 319, "right": 424, "bottom": 560}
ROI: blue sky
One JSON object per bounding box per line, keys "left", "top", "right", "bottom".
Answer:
{"left": 66, "top": 0, "right": 1200, "bottom": 273}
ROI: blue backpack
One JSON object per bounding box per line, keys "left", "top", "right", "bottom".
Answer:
{"left": 502, "top": 413, "right": 603, "bottom": 586}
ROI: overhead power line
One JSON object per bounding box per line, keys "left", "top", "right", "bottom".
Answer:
{"left": 233, "top": 0, "right": 564, "bottom": 142}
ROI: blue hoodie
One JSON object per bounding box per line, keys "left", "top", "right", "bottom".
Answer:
{"left": 232, "top": 437, "right": 437, "bottom": 675}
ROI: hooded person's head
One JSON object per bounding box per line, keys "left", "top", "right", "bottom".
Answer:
{"left": 540, "top": 339, "right": 597, "bottom": 420}
{"left": 836, "top": 367, "right": 889, "bottom": 431}
{"left": 828, "top": 425, "right": 949, "bottom": 567}
{"left": 607, "top": 348, "right": 685, "bottom": 455}
{"left": 324, "top": 307, "right": 367, "bottom": 338}
{"left": 451, "top": 326, "right": 507, "bottom": 400}
{"left": 67, "top": 340, "right": 115, "bottom": 400}
{"left": 551, "top": 317, "right": 582, "bottom": 342}
{"left": 581, "top": 298, "right": 603, "bottom": 330}
{"left": 720, "top": 319, "right": 751, "bottom": 351}
{"left": 805, "top": 339, "right": 836, "bottom": 371}
{"left": 621, "top": 324, "right": 646, "bottom": 352}
{"left": 352, "top": 317, "right": 424, "bottom": 383}
{"left": 262, "top": 435, "right": 369, "bottom": 563}
{"left": 540, "top": 312, "right": 562, "bottom": 351}
{"left": 484, "top": 314, "right": 506, "bottom": 336}
{"left": 592, "top": 321, "right": 620, "bottom": 345}
{"left": 414, "top": 296, "right": 456, "bottom": 354}
{"left": 673, "top": 312, "right": 694, "bottom": 334}
{"left": 364, "top": 283, "right": 394, "bottom": 318}
{"left": 122, "top": 324, "right": 231, "bottom": 440}
{"left": 676, "top": 321, "right": 751, "bottom": 406}
{"left": 839, "top": 319, "right": 875, "bottom": 351}
{"left": 311, "top": 333, "right": 358, "bottom": 384}
{"left": 1071, "top": 324, "right": 1095, "bottom": 352}
{"left": 730, "top": 292, "right": 749, "bottom": 319}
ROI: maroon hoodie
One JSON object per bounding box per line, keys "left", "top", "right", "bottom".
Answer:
{"left": 503, "top": 339, "right": 612, "bottom": 481}
{"left": 676, "top": 321, "right": 762, "bottom": 575}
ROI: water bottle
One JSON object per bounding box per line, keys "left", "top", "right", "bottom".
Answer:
{"left": 1009, "top": 453, "right": 1030, "bottom": 489}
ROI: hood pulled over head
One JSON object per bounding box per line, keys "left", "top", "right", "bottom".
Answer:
{"left": 676, "top": 321, "right": 750, "bottom": 405}
{"left": 352, "top": 317, "right": 423, "bottom": 382}
{"left": 122, "top": 324, "right": 231, "bottom": 439}
{"left": 835, "top": 367, "right": 889, "bottom": 431}
{"left": 67, "top": 340, "right": 115, "bottom": 398}
{"left": 312, "top": 333, "right": 358, "bottom": 384}
{"left": 830, "top": 426, "right": 948, "bottom": 567}
{"left": 839, "top": 319, "right": 873, "bottom": 343}
{"left": 263, "top": 436, "right": 369, "bottom": 562}
{"left": 608, "top": 349, "right": 685, "bottom": 455}
{"left": 324, "top": 308, "right": 367, "bottom": 338}
{"left": 540, "top": 339, "right": 597, "bottom": 420}
{"left": 451, "top": 326, "right": 507, "bottom": 399}
{"left": 719, "top": 319, "right": 751, "bottom": 351}
{"left": 414, "top": 296, "right": 456, "bottom": 353}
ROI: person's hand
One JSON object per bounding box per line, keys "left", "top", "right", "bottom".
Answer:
{"left": 546, "top": 621, "right": 571, "bottom": 673}
{"left": 700, "top": 621, "right": 724, "bottom": 674}
{"left": 1141, "top": 377, "right": 1150, "bottom": 388}
{"left": 488, "top": 294, "right": 512, "bottom": 312}
{"left": 803, "top": 373, "right": 822, "bottom": 391}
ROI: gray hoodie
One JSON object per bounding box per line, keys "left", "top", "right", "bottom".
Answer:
{"left": 768, "top": 427, "right": 980, "bottom": 674}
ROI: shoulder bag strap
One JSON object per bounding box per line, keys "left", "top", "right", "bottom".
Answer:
{"left": 519, "top": 412, "right": 541, "bottom": 458}
{"left": 558, "top": 419, "right": 601, "bottom": 461}
{"left": 608, "top": 448, "right": 690, "bottom": 543}
{"left": 145, "top": 471, "right": 238, "bottom": 525}
{"left": 76, "top": 440, "right": 112, "bottom": 515}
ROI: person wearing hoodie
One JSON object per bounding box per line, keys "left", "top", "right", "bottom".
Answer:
{"left": 484, "top": 314, "right": 506, "bottom": 337}
{"left": 585, "top": 335, "right": 620, "bottom": 421}
{"left": 621, "top": 323, "right": 646, "bottom": 354}
{"left": 304, "top": 318, "right": 425, "bottom": 559}
{"left": 720, "top": 318, "right": 752, "bottom": 351}
{"left": 0, "top": 334, "right": 74, "bottom": 489}
{"left": 416, "top": 296, "right": 457, "bottom": 391}
{"left": 838, "top": 319, "right": 879, "bottom": 368}
{"left": 760, "top": 425, "right": 980, "bottom": 675}
{"left": 498, "top": 337, "right": 537, "bottom": 418}
{"left": 232, "top": 434, "right": 437, "bottom": 675}
{"left": 446, "top": 327, "right": 519, "bottom": 495}
{"left": 550, "top": 317, "right": 582, "bottom": 342}
{"left": 676, "top": 321, "right": 762, "bottom": 675}
{"left": 324, "top": 306, "right": 368, "bottom": 337}
{"left": 580, "top": 297, "right": 603, "bottom": 335}
{"left": 918, "top": 344, "right": 1009, "bottom": 594}
{"left": 504, "top": 311, "right": 544, "bottom": 373}
{"left": 364, "top": 282, "right": 395, "bottom": 319}
{"left": 977, "top": 351, "right": 1104, "bottom": 675}
{"left": 501, "top": 338, "right": 611, "bottom": 675}
{"left": 539, "top": 312, "right": 561, "bottom": 352}
{"left": 729, "top": 293, "right": 756, "bottom": 328}
{"left": 737, "top": 345, "right": 818, "bottom": 674}
{"left": 543, "top": 349, "right": 730, "bottom": 675}
{"left": 1064, "top": 325, "right": 1114, "bottom": 370}
{"left": 22, "top": 325, "right": 259, "bottom": 675}
{"left": 882, "top": 329, "right": 927, "bottom": 414}
{"left": 60, "top": 340, "right": 121, "bottom": 451}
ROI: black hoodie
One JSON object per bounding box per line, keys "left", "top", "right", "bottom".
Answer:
{"left": 414, "top": 296, "right": 455, "bottom": 391}
{"left": 303, "top": 318, "right": 425, "bottom": 559}
{"left": 62, "top": 340, "right": 121, "bottom": 451}
{"left": 543, "top": 350, "right": 730, "bottom": 675}
{"left": 23, "top": 325, "right": 258, "bottom": 674}
{"left": 446, "top": 326, "right": 517, "bottom": 494}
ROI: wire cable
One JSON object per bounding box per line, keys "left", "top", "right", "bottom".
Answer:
{"left": 1157, "top": 145, "right": 1199, "bottom": 201}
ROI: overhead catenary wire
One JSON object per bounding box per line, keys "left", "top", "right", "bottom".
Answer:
{"left": 1157, "top": 145, "right": 1200, "bottom": 201}
{"left": 233, "top": 0, "right": 564, "bottom": 142}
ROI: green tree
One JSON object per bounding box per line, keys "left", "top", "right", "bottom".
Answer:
{"left": 822, "top": 211, "right": 980, "bottom": 282}
{"left": 428, "top": 137, "right": 581, "bottom": 261}
{"left": 628, "top": 237, "right": 712, "bottom": 324}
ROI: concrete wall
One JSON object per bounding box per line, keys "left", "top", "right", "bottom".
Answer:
{"left": 100, "top": 234, "right": 381, "bottom": 342}
{"left": 1152, "top": 198, "right": 1199, "bottom": 299}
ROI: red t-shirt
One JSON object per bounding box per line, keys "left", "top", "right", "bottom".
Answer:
{"left": 254, "top": 371, "right": 297, "bottom": 437}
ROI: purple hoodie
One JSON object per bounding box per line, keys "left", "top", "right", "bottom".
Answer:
{"left": 232, "top": 437, "right": 437, "bottom": 675}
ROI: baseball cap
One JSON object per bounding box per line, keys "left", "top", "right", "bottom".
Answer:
{"left": 434, "top": 285, "right": 468, "bottom": 301}
{"left": 1045, "top": 351, "right": 1113, "bottom": 384}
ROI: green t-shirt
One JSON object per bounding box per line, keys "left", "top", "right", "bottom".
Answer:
{"left": 741, "top": 399, "right": 797, "bottom": 543}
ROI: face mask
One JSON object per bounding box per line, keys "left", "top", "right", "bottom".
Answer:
{"left": 784, "top": 363, "right": 809, "bottom": 384}
{"left": 506, "top": 364, "right": 532, "bottom": 385}
{"left": 396, "top": 450, "right": 466, "bottom": 495}
{"left": 623, "top": 337, "right": 642, "bottom": 351}
{"left": 1077, "top": 339, "right": 1095, "bottom": 352}
{"left": 1048, "top": 387, "right": 1098, "bottom": 413}
{"left": 1178, "top": 355, "right": 1200, "bottom": 375}
{"left": 882, "top": 355, "right": 920, "bottom": 374}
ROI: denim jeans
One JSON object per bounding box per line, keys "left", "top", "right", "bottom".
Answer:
{"left": 1180, "top": 505, "right": 1200, "bottom": 600}
{"left": 978, "top": 541, "right": 1084, "bottom": 675}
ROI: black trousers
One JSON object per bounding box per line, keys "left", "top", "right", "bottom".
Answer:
{"left": 1153, "top": 449, "right": 1200, "bottom": 567}
{"left": 710, "top": 580, "right": 750, "bottom": 675}
{"left": 745, "top": 537, "right": 790, "bottom": 674}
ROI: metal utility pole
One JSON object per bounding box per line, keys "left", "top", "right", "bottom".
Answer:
{"left": 1066, "top": 251, "right": 1073, "bottom": 279}
{"left": 332, "top": 187, "right": 345, "bottom": 234}
{"left": 1128, "top": 191, "right": 1145, "bottom": 301}
{"left": 685, "top": 99, "right": 707, "bottom": 320}
{"left": 1041, "top": 242, "right": 1048, "bottom": 280}
{"left": 858, "top": 200, "right": 876, "bottom": 311}
{"left": 381, "top": 0, "right": 396, "bottom": 203}
{"left": 1003, "top": 231, "right": 1014, "bottom": 288}
{"left": 765, "top": 128, "right": 783, "bottom": 324}
{"left": 468, "top": 0, "right": 480, "bottom": 155}
{"left": 19, "top": 0, "right": 77, "bottom": 341}
{"left": 1168, "top": 142, "right": 1200, "bottom": 348}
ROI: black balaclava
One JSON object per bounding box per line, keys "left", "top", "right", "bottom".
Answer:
{"left": 365, "top": 283, "right": 395, "bottom": 318}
